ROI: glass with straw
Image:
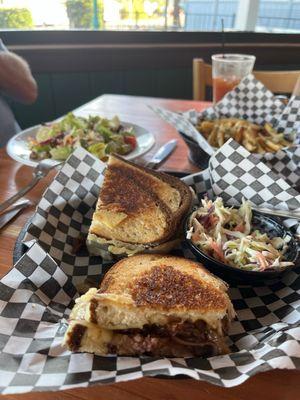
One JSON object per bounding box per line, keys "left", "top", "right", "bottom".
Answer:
{"left": 212, "top": 54, "right": 256, "bottom": 104}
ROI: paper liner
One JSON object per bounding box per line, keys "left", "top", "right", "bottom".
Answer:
{"left": 0, "top": 147, "right": 296, "bottom": 393}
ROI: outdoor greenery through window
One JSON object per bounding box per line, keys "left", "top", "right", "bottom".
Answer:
{"left": 0, "top": 0, "right": 299, "bottom": 32}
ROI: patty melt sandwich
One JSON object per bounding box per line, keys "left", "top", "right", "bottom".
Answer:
{"left": 64, "top": 254, "right": 235, "bottom": 357}
{"left": 87, "top": 155, "right": 193, "bottom": 259}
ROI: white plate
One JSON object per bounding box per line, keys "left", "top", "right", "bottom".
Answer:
{"left": 6, "top": 121, "right": 155, "bottom": 167}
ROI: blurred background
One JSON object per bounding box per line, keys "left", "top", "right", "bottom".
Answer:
{"left": 0, "top": 0, "right": 299, "bottom": 129}
{"left": 1, "top": 0, "right": 300, "bottom": 32}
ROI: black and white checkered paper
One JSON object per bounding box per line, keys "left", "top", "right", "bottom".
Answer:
{"left": 23, "top": 149, "right": 113, "bottom": 286}
{"left": 198, "top": 74, "right": 285, "bottom": 125}
{"left": 208, "top": 138, "right": 300, "bottom": 236}
{"left": 148, "top": 105, "right": 215, "bottom": 156}
{"left": 0, "top": 146, "right": 299, "bottom": 393}
{"left": 151, "top": 74, "right": 300, "bottom": 182}
{"left": 276, "top": 95, "right": 300, "bottom": 138}
{"left": 210, "top": 139, "right": 300, "bottom": 208}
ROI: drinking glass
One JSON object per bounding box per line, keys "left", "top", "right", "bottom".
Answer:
{"left": 212, "top": 54, "right": 256, "bottom": 103}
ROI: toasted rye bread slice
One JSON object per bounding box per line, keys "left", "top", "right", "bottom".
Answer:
{"left": 111, "top": 155, "right": 192, "bottom": 221}
{"left": 89, "top": 157, "right": 175, "bottom": 244}
{"left": 69, "top": 254, "right": 235, "bottom": 332}
{"left": 89, "top": 155, "right": 192, "bottom": 245}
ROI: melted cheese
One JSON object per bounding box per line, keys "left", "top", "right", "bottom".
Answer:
{"left": 64, "top": 320, "right": 113, "bottom": 356}
{"left": 94, "top": 210, "right": 128, "bottom": 229}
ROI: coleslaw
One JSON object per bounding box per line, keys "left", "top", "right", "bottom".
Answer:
{"left": 28, "top": 113, "right": 137, "bottom": 161}
{"left": 187, "top": 197, "right": 294, "bottom": 272}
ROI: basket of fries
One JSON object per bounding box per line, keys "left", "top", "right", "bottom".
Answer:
{"left": 151, "top": 73, "right": 300, "bottom": 168}
{"left": 197, "top": 118, "right": 293, "bottom": 153}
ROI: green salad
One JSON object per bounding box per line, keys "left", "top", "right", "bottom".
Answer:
{"left": 29, "top": 113, "right": 137, "bottom": 161}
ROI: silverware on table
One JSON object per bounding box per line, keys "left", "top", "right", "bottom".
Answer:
{"left": 0, "top": 200, "right": 31, "bottom": 230}
{"left": 251, "top": 205, "right": 300, "bottom": 221}
{"left": 145, "top": 139, "right": 178, "bottom": 170}
{"left": 0, "top": 159, "right": 62, "bottom": 214}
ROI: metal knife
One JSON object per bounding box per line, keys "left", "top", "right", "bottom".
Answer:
{"left": 0, "top": 200, "right": 31, "bottom": 230}
{"left": 145, "top": 139, "right": 178, "bottom": 169}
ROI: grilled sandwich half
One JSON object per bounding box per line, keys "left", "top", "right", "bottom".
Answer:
{"left": 87, "top": 155, "right": 193, "bottom": 259}
{"left": 64, "top": 254, "right": 235, "bottom": 357}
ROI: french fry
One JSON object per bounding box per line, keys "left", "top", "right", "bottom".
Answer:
{"left": 256, "top": 143, "right": 266, "bottom": 153}
{"left": 257, "top": 135, "right": 267, "bottom": 149}
{"left": 196, "top": 118, "right": 293, "bottom": 153}
{"left": 251, "top": 124, "right": 261, "bottom": 131}
{"left": 264, "top": 123, "right": 277, "bottom": 136}
{"left": 217, "top": 129, "right": 225, "bottom": 147}
{"left": 243, "top": 139, "right": 256, "bottom": 152}
{"left": 208, "top": 128, "right": 218, "bottom": 147}
{"left": 265, "top": 140, "right": 282, "bottom": 152}
{"left": 198, "top": 121, "right": 214, "bottom": 137}
{"left": 263, "top": 143, "right": 277, "bottom": 152}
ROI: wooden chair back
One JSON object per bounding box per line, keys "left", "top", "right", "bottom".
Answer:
{"left": 193, "top": 58, "right": 300, "bottom": 101}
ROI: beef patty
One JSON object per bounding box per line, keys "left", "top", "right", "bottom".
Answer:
{"left": 109, "top": 318, "right": 229, "bottom": 357}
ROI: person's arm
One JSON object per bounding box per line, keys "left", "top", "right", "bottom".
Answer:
{"left": 0, "top": 49, "right": 38, "bottom": 104}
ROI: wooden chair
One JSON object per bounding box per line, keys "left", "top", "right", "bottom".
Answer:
{"left": 193, "top": 58, "right": 300, "bottom": 101}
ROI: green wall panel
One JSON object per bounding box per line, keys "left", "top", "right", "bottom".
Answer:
{"left": 11, "top": 74, "right": 56, "bottom": 129}
{"left": 51, "top": 73, "right": 92, "bottom": 116}
{"left": 121, "top": 69, "right": 156, "bottom": 97}
{"left": 90, "top": 70, "right": 124, "bottom": 98}
{"left": 155, "top": 68, "right": 192, "bottom": 99}
{"left": 11, "top": 67, "right": 193, "bottom": 129}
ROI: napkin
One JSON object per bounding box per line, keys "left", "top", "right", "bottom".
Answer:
{"left": 209, "top": 139, "right": 300, "bottom": 209}
{"left": 0, "top": 147, "right": 291, "bottom": 394}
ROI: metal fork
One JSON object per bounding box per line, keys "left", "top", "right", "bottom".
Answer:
{"left": 0, "top": 159, "right": 63, "bottom": 214}
{"left": 251, "top": 205, "right": 300, "bottom": 221}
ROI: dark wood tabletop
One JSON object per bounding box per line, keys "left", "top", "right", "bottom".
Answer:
{"left": 0, "top": 94, "right": 299, "bottom": 400}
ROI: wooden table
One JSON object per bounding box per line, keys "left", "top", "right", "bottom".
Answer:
{"left": 0, "top": 94, "right": 299, "bottom": 400}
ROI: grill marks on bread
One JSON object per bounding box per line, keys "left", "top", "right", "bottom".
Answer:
{"left": 100, "top": 164, "right": 155, "bottom": 214}
{"left": 97, "top": 254, "right": 231, "bottom": 317}
{"left": 89, "top": 155, "right": 192, "bottom": 246}
{"left": 131, "top": 265, "right": 227, "bottom": 310}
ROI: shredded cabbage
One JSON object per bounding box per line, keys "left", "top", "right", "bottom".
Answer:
{"left": 188, "top": 197, "right": 294, "bottom": 272}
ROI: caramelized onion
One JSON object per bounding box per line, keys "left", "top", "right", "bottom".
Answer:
{"left": 173, "top": 336, "right": 213, "bottom": 348}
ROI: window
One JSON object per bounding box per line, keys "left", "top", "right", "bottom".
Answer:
{"left": 0, "top": 0, "right": 299, "bottom": 33}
